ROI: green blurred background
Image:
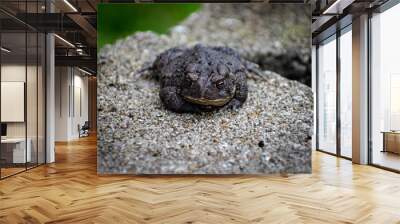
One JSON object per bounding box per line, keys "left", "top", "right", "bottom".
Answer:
{"left": 98, "top": 4, "right": 201, "bottom": 49}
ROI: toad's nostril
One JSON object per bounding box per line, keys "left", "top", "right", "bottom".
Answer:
{"left": 218, "top": 64, "right": 228, "bottom": 76}
{"left": 187, "top": 72, "right": 198, "bottom": 81}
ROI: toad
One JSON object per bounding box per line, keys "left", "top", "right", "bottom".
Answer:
{"left": 152, "top": 44, "right": 261, "bottom": 113}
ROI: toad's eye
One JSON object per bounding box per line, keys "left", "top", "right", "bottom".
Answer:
{"left": 216, "top": 80, "right": 225, "bottom": 89}
{"left": 185, "top": 79, "right": 194, "bottom": 87}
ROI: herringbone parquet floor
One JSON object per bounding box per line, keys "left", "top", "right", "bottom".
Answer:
{"left": 1, "top": 135, "right": 400, "bottom": 224}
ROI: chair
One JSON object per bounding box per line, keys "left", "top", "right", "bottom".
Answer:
{"left": 79, "top": 121, "right": 90, "bottom": 138}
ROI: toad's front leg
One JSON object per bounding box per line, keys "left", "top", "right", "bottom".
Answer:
{"left": 159, "top": 86, "right": 201, "bottom": 113}
{"left": 224, "top": 72, "right": 248, "bottom": 110}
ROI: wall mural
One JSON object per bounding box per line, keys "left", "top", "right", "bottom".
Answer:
{"left": 97, "top": 3, "right": 313, "bottom": 174}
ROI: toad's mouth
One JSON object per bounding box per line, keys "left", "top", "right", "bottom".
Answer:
{"left": 183, "top": 95, "right": 232, "bottom": 106}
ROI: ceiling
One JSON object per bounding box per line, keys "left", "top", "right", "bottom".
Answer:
{"left": 0, "top": 0, "right": 98, "bottom": 74}
{"left": 312, "top": 0, "right": 390, "bottom": 43}
{"left": 1, "top": 32, "right": 45, "bottom": 64}
{"left": 2, "top": 0, "right": 315, "bottom": 75}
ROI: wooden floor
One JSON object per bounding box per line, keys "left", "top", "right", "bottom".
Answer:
{"left": 1, "top": 167, "right": 26, "bottom": 178}
{"left": 372, "top": 150, "right": 400, "bottom": 171}
{"left": 1, "top": 135, "right": 400, "bottom": 224}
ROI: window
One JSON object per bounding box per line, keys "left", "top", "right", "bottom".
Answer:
{"left": 317, "top": 35, "right": 337, "bottom": 154}
{"left": 0, "top": 2, "right": 46, "bottom": 179}
{"left": 316, "top": 24, "right": 353, "bottom": 159}
{"left": 370, "top": 3, "right": 400, "bottom": 171}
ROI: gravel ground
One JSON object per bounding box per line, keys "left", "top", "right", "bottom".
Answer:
{"left": 98, "top": 4, "right": 313, "bottom": 174}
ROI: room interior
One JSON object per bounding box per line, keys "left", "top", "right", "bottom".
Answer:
{"left": 0, "top": 30, "right": 46, "bottom": 178}
{"left": 312, "top": 0, "right": 400, "bottom": 172}
{"left": 0, "top": 0, "right": 97, "bottom": 179}
{"left": 370, "top": 4, "right": 400, "bottom": 171}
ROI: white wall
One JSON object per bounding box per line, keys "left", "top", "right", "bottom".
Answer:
{"left": 1, "top": 82, "right": 25, "bottom": 122}
{"left": 1, "top": 65, "right": 37, "bottom": 138}
{"left": 72, "top": 73, "right": 89, "bottom": 138}
{"left": 1, "top": 65, "right": 26, "bottom": 141}
{"left": 1, "top": 63, "right": 46, "bottom": 164}
{"left": 55, "top": 67, "right": 89, "bottom": 141}
{"left": 55, "top": 66, "right": 70, "bottom": 141}
{"left": 1, "top": 65, "right": 26, "bottom": 138}
{"left": 1, "top": 65, "right": 25, "bottom": 81}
